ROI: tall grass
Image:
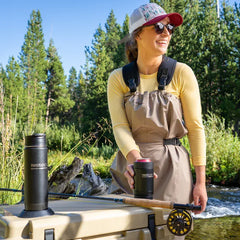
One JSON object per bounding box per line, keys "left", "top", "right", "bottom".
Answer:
{"left": 0, "top": 79, "right": 23, "bottom": 204}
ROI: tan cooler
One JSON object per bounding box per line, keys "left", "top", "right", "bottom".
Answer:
{"left": 0, "top": 195, "right": 174, "bottom": 240}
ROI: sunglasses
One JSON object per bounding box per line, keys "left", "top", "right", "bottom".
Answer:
{"left": 154, "top": 22, "right": 175, "bottom": 35}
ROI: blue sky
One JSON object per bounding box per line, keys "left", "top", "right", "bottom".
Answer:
{"left": 0, "top": 0, "right": 237, "bottom": 76}
{"left": 0, "top": 0, "right": 147, "bottom": 75}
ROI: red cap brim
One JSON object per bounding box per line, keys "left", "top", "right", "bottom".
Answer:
{"left": 143, "top": 13, "right": 183, "bottom": 27}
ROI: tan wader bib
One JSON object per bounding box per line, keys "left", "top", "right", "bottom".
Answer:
{"left": 110, "top": 90, "right": 193, "bottom": 204}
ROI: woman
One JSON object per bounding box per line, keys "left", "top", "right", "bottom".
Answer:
{"left": 107, "top": 3, "right": 207, "bottom": 216}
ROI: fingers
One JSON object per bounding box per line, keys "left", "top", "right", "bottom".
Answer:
{"left": 124, "top": 164, "right": 157, "bottom": 190}
{"left": 199, "top": 196, "right": 207, "bottom": 213}
{"left": 124, "top": 164, "right": 134, "bottom": 189}
{"left": 193, "top": 196, "right": 201, "bottom": 214}
{"left": 193, "top": 186, "right": 208, "bottom": 214}
{"left": 201, "top": 197, "right": 207, "bottom": 212}
{"left": 194, "top": 195, "right": 199, "bottom": 207}
{"left": 126, "top": 164, "right": 134, "bottom": 177}
{"left": 193, "top": 200, "right": 207, "bottom": 214}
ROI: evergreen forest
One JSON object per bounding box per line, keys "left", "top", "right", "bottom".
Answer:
{"left": 0, "top": 0, "right": 240, "bottom": 202}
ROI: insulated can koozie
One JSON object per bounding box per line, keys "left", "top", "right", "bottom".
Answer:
{"left": 134, "top": 158, "right": 154, "bottom": 199}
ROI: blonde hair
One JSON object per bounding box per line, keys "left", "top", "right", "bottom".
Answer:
{"left": 125, "top": 27, "right": 143, "bottom": 62}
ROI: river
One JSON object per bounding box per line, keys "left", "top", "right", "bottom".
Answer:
{"left": 186, "top": 185, "right": 240, "bottom": 240}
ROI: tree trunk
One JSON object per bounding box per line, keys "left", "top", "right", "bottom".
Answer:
{"left": 45, "top": 91, "right": 51, "bottom": 127}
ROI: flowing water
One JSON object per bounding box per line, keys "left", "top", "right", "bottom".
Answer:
{"left": 186, "top": 185, "right": 240, "bottom": 240}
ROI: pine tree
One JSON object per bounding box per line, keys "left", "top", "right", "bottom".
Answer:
{"left": 74, "top": 70, "right": 87, "bottom": 127}
{"left": 4, "top": 57, "right": 25, "bottom": 122}
{"left": 67, "top": 67, "right": 86, "bottom": 126}
{"left": 68, "top": 67, "right": 78, "bottom": 100}
{"left": 105, "top": 10, "right": 122, "bottom": 69}
{"left": 81, "top": 11, "right": 128, "bottom": 139}
{"left": 184, "top": 0, "right": 220, "bottom": 114}
{"left": 46, "top": 39, "right": 74, "bottom": 125}
{"left": 217, "top": 1, "right": 240, "bottom": 131}
{"left": 118, "top": 15, "right": 130, "bottom": 66}
{"left": 19, "top": 10, "right": 47, "bottom": 131}
{"left": 81, "top": 25, "right": 112, "bottom": 135}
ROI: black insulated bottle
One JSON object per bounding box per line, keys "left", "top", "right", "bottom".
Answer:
{"left": 134, "top": 158, "right": 154, "bottom": 199}
{"left": 24, "top": 134, "right": 48, "bottom": 211}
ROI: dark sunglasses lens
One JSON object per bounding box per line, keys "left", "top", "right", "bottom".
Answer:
{"left": 167, "top": 24, "right": 174, "bottom": 34}
{"left": 155, "top": 23, "right": 164, "bottom": 34}
{"left": 155, "top": 23, "right": 174, "bottom": 34}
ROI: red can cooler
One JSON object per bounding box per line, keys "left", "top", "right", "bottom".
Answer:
{"left": 134, "top": 158, "right": 154, "bottom": 199}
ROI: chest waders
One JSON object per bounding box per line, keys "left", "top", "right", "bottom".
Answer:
{"left": 109, "top": 55, "right": 193, "bottom": 207}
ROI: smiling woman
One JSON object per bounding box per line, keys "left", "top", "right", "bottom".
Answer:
{"left": 107, "top": 3, "right": 208, "bottom": 239}
{"left": 135, "top": 17, "right": 173, "bottom": 67}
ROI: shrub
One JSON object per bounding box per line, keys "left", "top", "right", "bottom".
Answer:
{"left": 181, "top": 113, "right": 240, "bottom": 185}
{"left": 46, "top": 123, "right": 81, "bottom": 151}
{"left": 204, "top": 113, "right": 240, "bottom": 185}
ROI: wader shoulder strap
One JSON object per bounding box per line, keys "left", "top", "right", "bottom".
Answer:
{"left": 122, "top": 56, "right": 177, "bottom": 92}
{"left": 122, "top": 61, "right": 139, "bottom": 93}
{"left": 157, "top": 56, "right": 177, "bottom": 90}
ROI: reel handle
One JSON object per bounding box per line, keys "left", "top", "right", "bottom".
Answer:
{"left": 173, "top": 203, "right": 201, "bottom": 211}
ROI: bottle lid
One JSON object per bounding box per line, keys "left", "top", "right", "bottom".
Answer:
{"left": 25, "top": 134, "right": 46, "bottom": 147}
{"left": 136, "top": 158, "right": 151, "bottom": 162}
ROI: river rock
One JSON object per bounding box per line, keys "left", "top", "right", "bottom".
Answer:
{"left": 80, "top": 163, "right": 108, "bottom": 196}
{"left": 48, "top": 157, "right": 84, "bottom": 197}
{"left": 48, "top": 157, "right": 108, "bottom": 198}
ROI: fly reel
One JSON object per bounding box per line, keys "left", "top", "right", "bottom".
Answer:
{"left": 167, "top": 209, "right": 192, "bottom": 236}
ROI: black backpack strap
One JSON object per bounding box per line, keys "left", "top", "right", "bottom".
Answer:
{"left": 122, "top": 56, "right": 177, "bottom": 92}
{"left": 122, "top": 61, "right": 140, "bottom": 92}
{"left": 157, "top": 56, "right": 177, "bottom": 90}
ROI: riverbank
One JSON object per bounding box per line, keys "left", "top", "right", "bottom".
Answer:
{"left": 186, "top": 216, "right": 240, "bottom": 240}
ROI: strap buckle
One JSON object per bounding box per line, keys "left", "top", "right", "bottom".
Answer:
{"left": 163, "top": 138, "right": 181, "bottom": 146}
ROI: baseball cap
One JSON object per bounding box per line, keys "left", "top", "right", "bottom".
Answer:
{"left": 129, "top": 3, "right": 183, "bottom": 34}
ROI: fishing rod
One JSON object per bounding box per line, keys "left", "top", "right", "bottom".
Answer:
{"left": 0, "top": 187, "right": 201, "bottom": 211}
{"left": 1, "top": 187, "right": 199, "bottom": 236}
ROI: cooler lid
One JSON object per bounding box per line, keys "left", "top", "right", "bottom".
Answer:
{"left": 0, "top": 195, "right": 169, "bottom": 239}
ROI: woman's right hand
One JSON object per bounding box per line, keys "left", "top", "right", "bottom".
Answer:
{"left": 124, "top": 164, "right": 158, "bottom": 190}
{"left": 125, "top": 150, "right": 142, "bottom": 189}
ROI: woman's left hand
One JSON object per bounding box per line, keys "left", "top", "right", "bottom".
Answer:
{"left": 192, "top": 182, "right": 208, "bottom": 214}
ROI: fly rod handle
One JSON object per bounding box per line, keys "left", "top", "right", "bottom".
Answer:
{"left": 122, "top": 197, "right": 174, "bottom": 209}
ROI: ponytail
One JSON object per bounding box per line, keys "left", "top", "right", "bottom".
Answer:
{"left": 125, "top": 27, "right": 143, "bottom": 63}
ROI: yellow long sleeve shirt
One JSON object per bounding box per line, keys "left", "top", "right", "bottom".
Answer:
{"left": 107, "top": 62, "right": 206, "bottom": 166}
